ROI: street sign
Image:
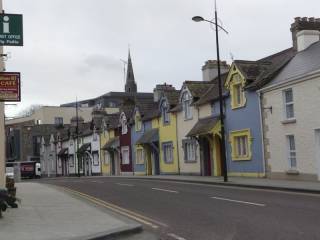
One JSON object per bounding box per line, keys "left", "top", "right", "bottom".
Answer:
{"left": 0, "top": 72, "right": 20, "bottom": 102}
{"left": 0, "top": 14, "right": 23, "bottom": 46}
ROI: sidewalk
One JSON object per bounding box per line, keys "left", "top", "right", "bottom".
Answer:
{"left": 0, "top": 182, "right": 142, "bottom": 240}
{"left": 107, "top": 175, "right": 320, "bottom": 194}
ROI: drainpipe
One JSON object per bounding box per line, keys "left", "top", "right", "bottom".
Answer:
{"left": 258, "top": 91, "right": 266, "bottom": 177}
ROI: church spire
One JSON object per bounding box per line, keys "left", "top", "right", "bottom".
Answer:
{"left": 125, "top": 50, "right": 137, "bottom": 93}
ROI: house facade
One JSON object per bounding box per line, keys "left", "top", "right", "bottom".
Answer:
{"left": 260, "top": 18, "right": 320, "bottom": 180}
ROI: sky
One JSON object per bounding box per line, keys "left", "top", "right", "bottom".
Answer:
{"left": 3, "top": 0, "right": 320, "bottom": 117}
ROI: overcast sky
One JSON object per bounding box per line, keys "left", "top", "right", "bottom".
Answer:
{"left": 4, "top": 0, "right": 320, "bottom": 116}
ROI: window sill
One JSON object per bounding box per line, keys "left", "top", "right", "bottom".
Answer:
{"left": 232, "top": 157, "right": 251, "bottom": 161}
{"left": 286, "top": 169, "right": 299, "bottom": 175}
{"left": 185, "top": 160, "right": 197, "bottom": 164}
{"left": 281, "top": 119, "right": 296, "bottom": 124}
{"left": 184, "top": 117, "right": 193, "bottom": 121}
{"left": 231, "top": 104, "right": 246, "bottom": 110}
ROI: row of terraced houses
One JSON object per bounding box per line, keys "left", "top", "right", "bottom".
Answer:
{"left": 5, "top": 17, "right": 320, "bottom": 181}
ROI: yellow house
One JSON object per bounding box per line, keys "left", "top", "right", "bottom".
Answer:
{"left": 158, "top": 91, "right": 180, "bottom": 174}
{"left": 100, "top": 113, "right": 121, "bottom": 176}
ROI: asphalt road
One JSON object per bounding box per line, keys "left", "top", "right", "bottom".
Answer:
{"left": 41, "top": 177, "right": 320, "bottom": 240}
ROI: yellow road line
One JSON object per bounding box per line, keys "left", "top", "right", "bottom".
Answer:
{"left": 60, "top": 186, "right": 167, "bottom": 229}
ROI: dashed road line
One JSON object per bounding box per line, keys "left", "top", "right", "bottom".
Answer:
{"left": 167, "top": 233, "right": 187, "bottom": 240}
{"left": 152, "top": 188, "right": 179, "bottom": 194}
{"left": 211, "top": 196, "right": 266, "bottom": 207}
{"left": 117, "top": 183, "right": 135, "bottom": 187}
{"left": 90, "top": 180, "right": 104, "bottom": 183}
{"left": 59, "top": 186, "right": 167, "bottom": 229}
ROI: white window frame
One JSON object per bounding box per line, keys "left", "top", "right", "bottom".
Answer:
{"left": 286, "top": 135, "right": 297, "bottom": 170}
{"left": 182, "top": 91, "right": 192, "bottom": 120}
{"left": 235, "top": 135, "right": 248, "bottom": 158}
{"left": 183, "top": 139, "right": 197, "bottom": 162}
{"left": 283, "top": 88, "right": 295, "bottom": 120}
{"left": 120, "top": 113, "right": 128, "bottom": 135}
{"left": 162, "top": 142, "right": 173, "bottom": 164}
{"left": 121, "top": 146, "right": 130, "bottom": 165}
{"left": 92, "top": 151, "right": 99, "bottom": 166}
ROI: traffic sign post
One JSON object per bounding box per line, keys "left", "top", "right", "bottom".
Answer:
{"left": 0, "top": 14, "right": 23, "bottom": 46}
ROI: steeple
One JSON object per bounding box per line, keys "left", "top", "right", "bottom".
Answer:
{"left": 125, "top": 50, "right": 137, "bottom": 93}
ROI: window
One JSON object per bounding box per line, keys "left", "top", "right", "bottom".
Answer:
{"left": 162, "top": 142, "right": 173, "bottom": 164}
{"left": 135, "top": 113, "right": 142, "bottom": 132}
{"left": 120, "top": 113, "right": 128, "bottom": 135}
{"left": 70, "top": 140, "right": 73, "bottom": 146}
{"left": 182, "top": 92, "right": 192, "bottom": 120}
{"left": 69, "top": 154, "right": 74, "bottom": 167}
{"left": 287, "top": 135, "right": 297, "bottom": 169}
{"left": 283, "top": 89, "right": 294, "bottom": 120}
{"left": 136, "top": 148, "right": 144, "bottom": 164}
{"left": 104, "top": 151, "right": 110, "bottom": 165}
{"left": 161, "top": 100, "right": 170, "bottom": 124}
{"left": 92, "top": 151, "right": 99, "bottom": 166}
{"left": 230, "top": 129, "right": 252, "bottom": 161}
{"left": 229, "top": 73, "right": 246, "bottom": 109}
{"left": 32, "top": 136, "right": 41, "bottom": 156}
{"left": 121, "top": 146, "right": 130, "bottom": 164}
{"left": 54, "top": 117, "right": 63, "bottom": 126}
{"left": 183, "top": 139, "right": 197, "bottom": 162}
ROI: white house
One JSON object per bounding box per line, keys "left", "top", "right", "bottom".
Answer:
{"left": 260, "top": 17, "right": 320, "bottom": 180}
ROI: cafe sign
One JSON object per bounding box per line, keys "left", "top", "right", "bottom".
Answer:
{"left": 0, "top": 72, "right": 20, "bottom": 102}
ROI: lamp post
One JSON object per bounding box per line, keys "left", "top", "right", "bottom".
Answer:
{"left": 192, "top": 1, "right": 228, "bottom": 182}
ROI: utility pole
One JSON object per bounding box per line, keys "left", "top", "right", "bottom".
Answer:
{"left": 0, "top": 0, "right": 5, "bottom": 188}
{"left": 76, "top": 98, "right": 80, "bottom": 177}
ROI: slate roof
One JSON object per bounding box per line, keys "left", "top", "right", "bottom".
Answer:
{"left": 104, "top": 113, "right": 120, "bottom": 130}
{"left": 184, "top": 81, "right": 215, "bottom": 99}
{"left": 136, "top": 129, "right": 159, "bottom": 144}
{"left": 186, "top": 116, "right": 220, "bottom": 137}
{"left": 234, "top": 48, "right": 296, "bottom": 90}
{"left": 57, "top": 148, "right": 68, "bottom": 156}
{"left": 265, "top": 41, "right": 320, "bottom": 87}
{"left": 164, "top": 90, "right": 180, "bottom": 108}
{"left": 78, "top": 143, "right": 91, "bottom": 153}
{"left": 194, "top": 73, "right": 229, "bottom": 106}
{"left": 101, "top": 136, "right": 119, "bottom": 150}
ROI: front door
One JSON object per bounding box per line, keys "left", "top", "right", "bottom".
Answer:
{"left": 111, "top": 151, "right": 116, "bottom": 175}
{"left": 202, "top": 137, "right": 212, "bottom": 176}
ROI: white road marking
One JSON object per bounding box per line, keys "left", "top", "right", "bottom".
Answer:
{"left": 167, "top": 233, "right": 187, "bottom": 240}
{"left": 211, "top": 196, "right": 266, "bottom": 207}
{"left": 90, "top": 180, "right": 104, "bottom": 183}
{"left": 152, "top": 187, "right": 179, "bottom": 194}
{"left": 117, "top": 183, "right": 134, "bottom": 187}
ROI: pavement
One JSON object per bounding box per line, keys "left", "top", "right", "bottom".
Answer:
{"left": 0, "top": 182, "right": 144, "bottom": 240}
{"left": 103, "top": 175, "right": 320, "bottom": 194}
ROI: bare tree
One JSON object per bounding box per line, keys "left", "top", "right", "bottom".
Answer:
{"left": 17, "top": 104, "right": 43, "bottom": 117}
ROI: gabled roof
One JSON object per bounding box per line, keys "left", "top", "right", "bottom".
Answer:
{"left": 186, "top": 116, "right": 220, "bottom": 137}
{"left": 159, "top": 89, "right": 180, "bottom": 111}
{"left": 183, "top": 81, "right": 215, "bottom": 99}
{"left": 233, "top": 48, "right": 296, "bottom": 90}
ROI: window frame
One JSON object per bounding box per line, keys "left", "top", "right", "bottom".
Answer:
{"left": 104, "top": 151, "right": 110, "bottom": 165}
{"left": 54, "top": 117, "right": 63, "bottom": 126}
{"left": 286, "top": 135, "right": 297, "bottom": 170}
{"left": 120, "top": 113, "right": 128, "bottom": 135}
{"left": 229, "top": 73, "right": 246, "bottom": 109}
{"left": 229, "top": 129, "right": 252, "bottom": 161}
{"left": 182, "top": 91, "right": 192, "bottom": 120}
{"left": 283, "top": 88, "right": 295, "bottom": 120}
{"left": 69, "top": 154, "right": 74, "bottom": 167}
{"left": 161, "top": 100, "right": 170, "bottom": 125}
{"left": 92, "top": 151, "right": 100, "bottom": 166}
{"left": 135, "top": 147, "right": 145, "bottom": 165}
{"left": 162, "top": 142, "right": 174, "bottom": 164}
{"left": 121, "top": 146, "right": 130, "bottom": 165}
{"left": 183, "top": 139, "right": 197, "bottom": 163}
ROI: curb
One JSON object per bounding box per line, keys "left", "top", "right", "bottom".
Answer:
{"left": 73, "top": 224, "right": 142, "bottom": 240}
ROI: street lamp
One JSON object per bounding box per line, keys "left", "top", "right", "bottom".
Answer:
{"left": 192, "top": 2, "right": 229, "bottom": 182}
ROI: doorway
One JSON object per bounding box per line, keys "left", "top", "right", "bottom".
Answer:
{"left": 202, "top": 137, "right": 212, "bottom": 176}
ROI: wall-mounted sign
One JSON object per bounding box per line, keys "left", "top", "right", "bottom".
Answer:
{"left": 0, "top": 14, "right": 23, "bottom": 46}
{"left": 0, "top": 72, "right": 20, "bottom": 102}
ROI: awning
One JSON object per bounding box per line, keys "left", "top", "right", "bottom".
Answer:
{"left": 186, "top": 116, "right": 220, "bottom": 137}
{"left": 101, "top": 137, "right": 119, "bottom": 150}
{"left": 58, "top": 148, "right": 68, "bottom": 156}
{"left": 78, "top": 143, "right": 91, "bottom": 154}
{"left": 136, "top": 129, "right": 159, "bottom": 145}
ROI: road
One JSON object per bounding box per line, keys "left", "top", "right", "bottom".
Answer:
{"left": 42, "top": 177, "right": 320, "bottom": 240}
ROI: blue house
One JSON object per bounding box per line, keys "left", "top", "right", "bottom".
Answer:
{"left": 224, "top": 49, "right": 294, "bottom": 177}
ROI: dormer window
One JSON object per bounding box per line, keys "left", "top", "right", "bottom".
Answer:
{"left": 135, "top": 112, "right": 142, "bottom": 132}
{"left": 161, "top": 100, "right": 170, "bottom": 125}
{"left": 230, "top": 73, "right": 246, "bottom": 109}
{"left": 182, "top": 91, "right": 192, "bottom": 120}
{"left": 120, "top": 113, "right": 128, "bottom": 135}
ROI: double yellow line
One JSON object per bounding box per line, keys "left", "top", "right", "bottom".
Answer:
{"left": 60, "top": 186, "right": 167, "bottom": 229}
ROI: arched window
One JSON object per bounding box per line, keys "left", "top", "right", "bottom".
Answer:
{"left": 182, "top": 91, "right": 192, "bottom": 120}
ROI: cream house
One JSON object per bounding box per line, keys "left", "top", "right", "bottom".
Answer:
{"left": 260, "top": 19, "right": 320, "bottom": 180}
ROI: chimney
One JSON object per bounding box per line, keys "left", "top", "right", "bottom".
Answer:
{"left": 70, "top": 116, "right": 84, "bottom": 127}
{"left": 202, "top": 60, "right": 229, "bottom": 81}
{"left": 291, "top": 17, "right": 320, "bottom": 51}
{"left": 153, "top": 83, "right": 176, "bottom": 102}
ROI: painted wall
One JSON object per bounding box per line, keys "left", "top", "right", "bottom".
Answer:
{"left": 82, "top": 134, "right": 101, "bottom": 175}
{"left": 120, "top": 126, "right": 133, "bottom": 173}
{"left": 263, "top": 76, "right": 320, "bottom": 180}
{"left": 131, "top": 120, "right": 152, "bottom": 175}
{"left": 176, "top": 106, "right": 201, "bottom": 175}
{"left": 224, "top": 91, "right": 265, "bottom": 177}
{"left": 100, "top": 129, "right": 115, "bottom": 175}
{"left": 159, "top": 112, "right": 179, "bottom": 174}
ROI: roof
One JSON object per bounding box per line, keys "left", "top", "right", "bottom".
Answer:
{"left": 104, "top": 113, "right": 120, "bottom": 130}
{"left": 234, "top": 48, "right": 296, "bottom": 90}
{"left": 194, "top": 73, "right": 229, "bottom": 106}
{"left": 57, "top": 148, "right": 68, "bottom": 156}
{"left": 78, "top": 143, "right": 91, "bottom": 153}
{"left": 136, "top": 129, "right": 159, "bottom": 144}
{"left": 186, "top": 116, "right": 220, "bottom": 137}
{"left": 101, "top": 136, "right": 119, "bottom": 150}
{"left": 184, "top": 81, "right": 215, "bottom": 99}
{"left": 162, "top": 90, "right": 180, "bottom": 108}
{"left": 265, "top": 41, "right": 320, "bottom": 87}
